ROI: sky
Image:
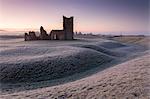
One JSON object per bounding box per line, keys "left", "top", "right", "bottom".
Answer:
{"left": 0, "top": 0, "right": 149, "bottom": 35}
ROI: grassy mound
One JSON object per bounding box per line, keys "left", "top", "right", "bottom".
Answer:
{"left": 0, "top": 46, "right": 114, "bottom": 83}
{"left": 96, "top": 41, "right": 126, "bottom": 49}
{"left": 73, "top": 44, "right": 125, "bottom": 57}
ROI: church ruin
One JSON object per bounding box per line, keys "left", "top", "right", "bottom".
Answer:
{"left": 25, "top": 16, "right": 74, "bottom": 41}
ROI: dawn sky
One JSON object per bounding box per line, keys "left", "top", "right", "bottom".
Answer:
{"left": 0, "top": 0, "right": 149, "bottom": 35}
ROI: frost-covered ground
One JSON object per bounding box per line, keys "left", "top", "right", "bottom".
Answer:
{"left": 1, "top": 51, "right": 149, "bottom": 99}
{"left": 0, "top": 36, "right": 149, "bottom": 98}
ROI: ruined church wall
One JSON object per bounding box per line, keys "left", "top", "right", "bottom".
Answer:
{"left": 24, "top": 16, "right": 74, "bottom": 41}
{"left": 50, "top": 30, "right": 65, "bottom": 40}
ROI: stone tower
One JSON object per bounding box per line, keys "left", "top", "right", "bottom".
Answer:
{"left": 63, "top": 16, "right": 74, "bottom": 40}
